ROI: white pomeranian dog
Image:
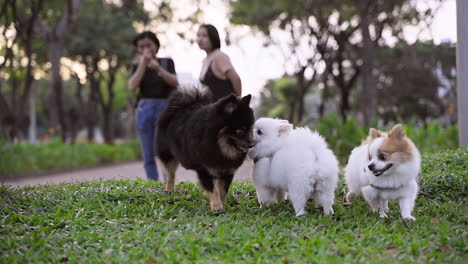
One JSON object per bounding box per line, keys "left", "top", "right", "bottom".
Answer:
{"left": 248, "top": 118, "right": 339, "bottom": 217}
{"left": 344, "top": 124, "right": 421, "bottom": 221}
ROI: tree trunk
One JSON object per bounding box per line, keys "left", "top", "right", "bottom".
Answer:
{"left": 102, "top": 106, "right": 113, "bottom": 144}
{"left": 28, "top": 82, "right": 36, "bottom": 144}
{"left": 69, "top": 76, "right": 83, "bottom": 144}
{"left": 122, "top": 103, "right": 136, "bottom": 139}
{"left": 86, "top": 72, "right": 99, "bottom": 142}
{"left": 100, "top": 72, "right": 116, "bottom": 144}
{"left": 318, "top": 77, "right": 330, "bottom": 119}
{"left": 288, "top": 101, "right": 296, "bottom": 124}
{"left": 47, "top": 41, "right": 67, "bottom": 142}
{"left": 339, "top": 89, "right": 350, "bottom": 121}
{"left": 291, "top": 66, "right": 316, "bottom": 124}
{"left": 293, "top": 70, "right": 305, "bottom": 124}
{"left": 358, "top": 0, "right": 377, "bottom": 125}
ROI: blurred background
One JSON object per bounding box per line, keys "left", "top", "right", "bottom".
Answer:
{"left": 0, "top": 0, "right": 460, "bottom": 176}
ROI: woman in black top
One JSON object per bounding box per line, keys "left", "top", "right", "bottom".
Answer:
{"left": 128, "top": 31, "right": 178, "bottom": 181}
{"left": 197, "top": 24, "right": 242, "bottom": 101}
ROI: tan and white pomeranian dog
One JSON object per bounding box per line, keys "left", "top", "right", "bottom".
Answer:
{"left": 344, "top": 124, "right": 421, "bottom": 221}
{"left": 248, "top": 118, "right": 339, "bottom": 217}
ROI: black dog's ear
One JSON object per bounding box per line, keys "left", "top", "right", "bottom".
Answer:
{"left": 241, "top": 94, "right": 252, "bottom": 105}
{"left": 217, "top": 94, "right": 238, "bottom": 114}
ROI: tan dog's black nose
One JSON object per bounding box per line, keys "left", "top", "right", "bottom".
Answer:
{"left": 368, "top": 164, "right": 375, "bottom": 171}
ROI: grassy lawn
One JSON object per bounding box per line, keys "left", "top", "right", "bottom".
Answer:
{"left": 0, "top": 139, "right": 141, "bottom": 177}
{"left": 1, "top": 148, "right": 466, "bottom": 263}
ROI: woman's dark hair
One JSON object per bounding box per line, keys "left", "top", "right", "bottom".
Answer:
{"left": 133, "top": 31, "right": 160, "bottom": 50}
{"left": 200, "top": 24, "right": 221, "bottom": 50}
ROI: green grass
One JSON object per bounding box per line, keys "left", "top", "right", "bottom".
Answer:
{"left": 0, "top": 139, "right": 141, "bottom": 177}
{"left": 1, "top": 148, "right": 466, "bottom": 263}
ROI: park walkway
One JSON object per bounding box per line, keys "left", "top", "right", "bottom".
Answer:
{"left": 3, "top": 160, "right": 254, "bottom": 187}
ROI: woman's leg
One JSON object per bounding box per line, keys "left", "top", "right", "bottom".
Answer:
{"left": 136, "top": 100, "right": 160, "bottom": 181}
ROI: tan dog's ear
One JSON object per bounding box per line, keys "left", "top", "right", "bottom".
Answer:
{"left": 368, "top": 128, "right": 381, "bottom": 139}
{"left": 389, "top": 124, "right": 405, "bottom": 140}
{"left": 278, "top": 123, "right": 293, "bottom": 137}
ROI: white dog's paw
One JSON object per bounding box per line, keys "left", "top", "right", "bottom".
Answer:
{"left": 379, "top": 212, "right": 388, "bottom": 218}
{"left": 403, "top": 215, "right": 416, "bottom": 221}
{"left": 295, "top": 209, "right": 306, "bottom": 217}
{"left": 368, "top": 200, "right": 381, "bottom": 213}
{"left": 323, "top": 207, "right": 334, "bottom": 216}
{"left": 258, "top": 200, "right": 273, "bottom": 208}
{"left": 345, "top": 192, "right": 355, "bottom": 204}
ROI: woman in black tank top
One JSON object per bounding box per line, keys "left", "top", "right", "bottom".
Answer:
{"left": 201, "top": 62, "right": 235, "bottom": 101}
{"left": 197, "top": 24, "right": 242, "bottom": 101}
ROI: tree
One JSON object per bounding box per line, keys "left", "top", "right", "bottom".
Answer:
{"left": 230, "top": 0, "right": 441, "bottom": 122}
{"left": 66, "top": 0, "right": 148, "bottom": 143}
{"left": 0, "top": 0, "right": 45, "bottom": 140}
{"left": 356, "top": 0, "right": 377, "bottom": 125}
{"left": 34, "top": 0, "right": 84, "bottom": 141}
{"left": 376, "top": 42, "right": 455, "bottom": 124}
{"left": 231, "top": 0, "right": 319, "bottom": 124}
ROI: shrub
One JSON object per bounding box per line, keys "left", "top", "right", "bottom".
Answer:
{"left": 0, "top": 139, "right": 141, "bottom": 177}
{"left": 314, "top": 114, "right": 459, "bottom": 164}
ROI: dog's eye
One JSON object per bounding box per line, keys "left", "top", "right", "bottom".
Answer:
{"left": 236, "top": 129, "right": 245, "bottom": 136}
{"left": 257, "top": 129, "right": 263, "bottom": 136}
{"left": 368, "top": 154, "right": 372, "bottom": 161}
{"left": 378, "top": 153, "right": 387, "bottom": 161}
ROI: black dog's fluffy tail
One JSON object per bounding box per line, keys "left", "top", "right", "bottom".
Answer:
{"left": 160, "top": 85, "right": 212, "bottom": 127}
{"left": 170, "top": 85, "right": 212, "bottom": 108}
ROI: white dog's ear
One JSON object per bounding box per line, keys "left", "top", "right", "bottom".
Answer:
{"left": 278, "top": 123, "right": 293, "bottom": 137}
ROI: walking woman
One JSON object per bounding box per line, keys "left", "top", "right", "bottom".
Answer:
{"left": 197, "top": 24, "right": 242, "bottom": 100}
{"left": 129, "top": 31, "right": 178, "bottom": 181}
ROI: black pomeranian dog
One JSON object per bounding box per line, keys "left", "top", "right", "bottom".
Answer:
{"left": 156, "top": 87, "right": 254, "bottom": 211}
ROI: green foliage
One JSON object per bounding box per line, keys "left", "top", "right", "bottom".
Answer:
{"left": 315, "top": 114, "right": 459, "bottom": 164}
{"left": 0, "top": 139, "right": 141, "bottom": 177}
{"left": 230, "top": 0, "right": 285, "bottom": 32}
{"left": 0, "top": 148, "right": 466, "bottom": 263}
{"left": 376, "top": 42, "right": 456, "bottom": 121}
{"left": 315, "top": 114, "right": 367, "bottom": 164}
{"left": 109, "top": 72, "right": 133, "bottom": 111}
{"left": 255, "top": 77, "right": 298, "bottom": 120}
{"left": 419, "top": 147, "right": 467, "bottom": 203}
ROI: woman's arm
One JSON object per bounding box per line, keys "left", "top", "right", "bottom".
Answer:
{"left": 156, "top": 65, "right": 178, "bottom": 87}
{"left": 225, "top": 69, "right": 242, "bottom": 96}
{"left": 128, "top": 63, "right": 146, "bottom": 91}
{"left": 128, "top": 49, "right": 152, "bottom": 91}
{"left": 148, "top": 59, "right": 178, "bottom": 87}
{"left": 213, "top": 52, "right": 242, "bottom": 96}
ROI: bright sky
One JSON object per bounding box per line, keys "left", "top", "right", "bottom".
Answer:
{"left": 152, "top": 0, "right": 457, "bottom": 97}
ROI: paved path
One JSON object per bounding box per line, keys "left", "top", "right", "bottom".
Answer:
{"left": 3, "top": 160, "right": 254, "bottom": 187}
